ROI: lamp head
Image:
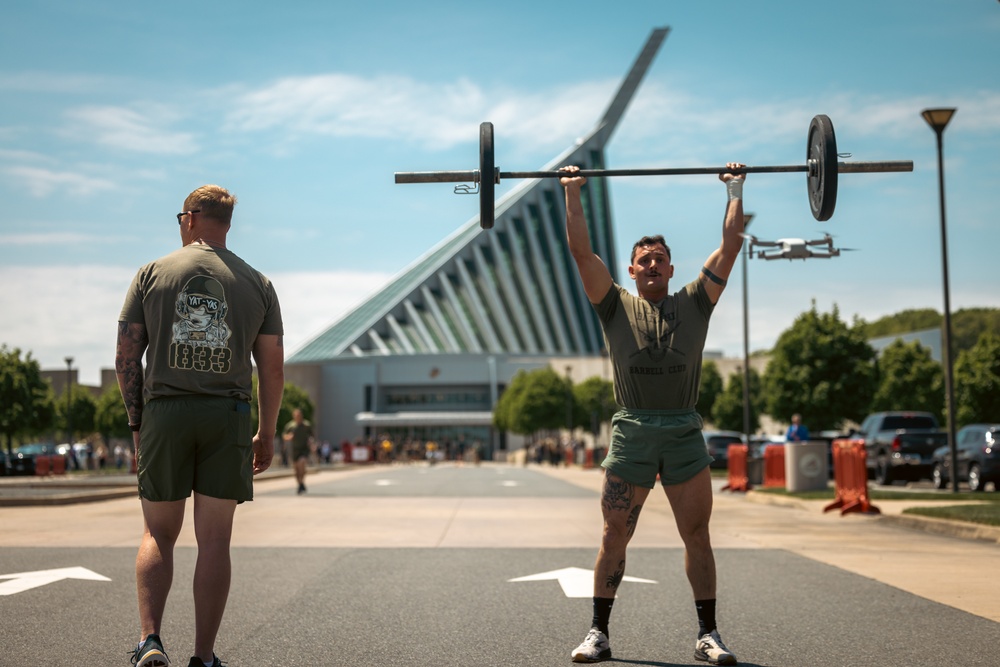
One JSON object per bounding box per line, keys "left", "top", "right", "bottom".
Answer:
{"left": 921, "top": 108, "right": 956, "bottom": 133}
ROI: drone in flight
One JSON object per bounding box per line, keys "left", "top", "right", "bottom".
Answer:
{"left": 743, "top": 233, "right": 856, "bottom": 261}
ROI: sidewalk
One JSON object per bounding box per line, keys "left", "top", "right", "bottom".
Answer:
{"left": 530, "top": 463, "right": 1000, "bottom": 545}
{"left": 0, "top": 466, "right": 301, "bottom": 506}
{"left": 4, "top": 463, "right": 1000, "bottom": 545}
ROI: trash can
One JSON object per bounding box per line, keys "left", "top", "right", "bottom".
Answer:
{"left": 784, "top": 442, "right": 829, "bottom": 492}
{"left": 747, "top": 456, "right": 764, "bottom": 486}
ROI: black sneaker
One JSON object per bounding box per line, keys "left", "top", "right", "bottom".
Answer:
{"left": 297, "top": 483, "right": 306, "bottom": 494}
{"left": 187, "top": 655, "right": 224, "bottom": 667}
{"left": 130, "top": 634, "right": 170, "bottom": 667}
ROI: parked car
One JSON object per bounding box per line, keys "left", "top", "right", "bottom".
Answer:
{"left": 931, "top": 424, "right": 1000, "bottom": 492}
{"left": 703, "top": 431, "right": 746, "bottom": 469}
{"left": 749, "top": 434, "right": 785, "bottom": 459}
{"left": 835, "top": 412, "right": 948, "bottom": 485}
{"left": 8, "top": 443, "right": 66, "bottom": 476}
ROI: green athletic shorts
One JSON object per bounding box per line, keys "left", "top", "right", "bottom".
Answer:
{"left": 602, "top": 408, "right": 713, "bottom": 488}
{"left": 137, "top": 395, "right": 254, "bottom": 502}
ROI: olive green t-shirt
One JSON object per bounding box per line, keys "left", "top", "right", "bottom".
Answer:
{"left": 284, "top": 419, "right": 314, "bottom": 454}
{"left": 594, "top": 280, "right": 715, "bottom": 410}
{"left": 119, "top": 244, "right": 283, "bottom": 403}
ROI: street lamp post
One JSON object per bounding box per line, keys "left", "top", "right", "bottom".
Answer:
{"left": 64, "top": 356, "right": 74, "bottom": 449}
{"left": 741, "top": 213, "right": 755, "bottom": 445}
{"left": 921, "top": 107, "right": 958, "bottom": 493}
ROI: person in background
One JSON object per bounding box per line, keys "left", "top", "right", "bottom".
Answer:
{"left": 785, "top": 414, "right": 810, "bottom": 443}
{"left": 283, "top": 408, "right": 314, "bottom": 494}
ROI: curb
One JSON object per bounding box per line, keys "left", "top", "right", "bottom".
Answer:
{"left": 741, "top": 488, "right": 1000, "bottom": 545}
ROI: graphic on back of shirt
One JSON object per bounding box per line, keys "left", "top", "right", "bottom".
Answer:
{"left": 169, "top": 275, "right": 233, "bottom": 373}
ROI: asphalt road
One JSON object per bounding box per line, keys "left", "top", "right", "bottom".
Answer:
{"left": 1, "top": 462, "right": 998, "bottom": 666}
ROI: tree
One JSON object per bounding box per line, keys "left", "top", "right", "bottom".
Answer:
{"left": 762, "top": 304, "right": 876, "bottom": 431}
{"left": 861, "top": 308, "right": 940, "bottom": 338}
{"left": 0, "top": 345, "right": 55, "bottom": 452}
{"left": 493, "top": 367, "right": 571, "bottom": 435}
{"left": 249, "top": 375, "right": 315, "bottom": 434}
{"left": 574, "top": 375, "right": 615, "bottom": 435}
{"left": 697, "top": 361, "right": 724, "bottom": 420}
{"left": 711, "top": 367, "right": 762, "bottom": 433}
{"left": 870, "top": 339, "right": 943, "bottom": 420}
{"left": 56, "top": 383, "right": 97, "bottom": 442}
{"left": 952, "top": 308, "right": 1000, "bottom": 353}
{"left": 94, "top": 385, "right": 130, "bottom": 442}
{"left": 954, "top": 332, "right": 1000, "bottom": 426}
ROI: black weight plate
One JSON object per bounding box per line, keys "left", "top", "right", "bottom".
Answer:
{"left": 807, "top": 114, "right": 838, "bottom": 221}
{"left": 479, "top": 122, "right": 495, "bottom": 229}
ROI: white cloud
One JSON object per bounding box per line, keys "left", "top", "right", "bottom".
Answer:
{"left": 63, "top": 105, "right": 198, "bottom": 155}
{"left": 0, "top": 232, "right": 98, "bottom": 246}
{"left": 3, "top": 166, "right": 117, "bottom": 197}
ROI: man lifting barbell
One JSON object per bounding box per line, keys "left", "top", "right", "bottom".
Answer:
{"left": 560, "top": 163, "right": 745, "bottom": 666}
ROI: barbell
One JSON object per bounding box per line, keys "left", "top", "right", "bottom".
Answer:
{"left": 394, "top": 114, "right": 913, "bottom": 230}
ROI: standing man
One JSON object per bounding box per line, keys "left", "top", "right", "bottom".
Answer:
{"left": 560, "top": 164, "right": 747, "bottom": 666}
{"left": 117, "top": 185, "right": 284, "bottom": 667}
{"left": 785, "top": 414, "right": 810, "bottom": 443}
{"left": 283, "top": 407, "right": 314, "bottom": 493}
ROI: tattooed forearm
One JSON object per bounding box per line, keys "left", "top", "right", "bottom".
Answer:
{"left": 116, "top": 321, "right": 148, "bottom": 424}
{"left": 602, "top": 474, "right": 634, "bottom": 513}
{"left": 604, "top": 559, "right": 625, "bottom": 592}
{"left": 625, "top": 504, "right": 642, "bottom": 538}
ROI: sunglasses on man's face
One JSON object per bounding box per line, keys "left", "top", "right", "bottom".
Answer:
{"left": 176, "top": 209, "right": 202, "bottom": 224}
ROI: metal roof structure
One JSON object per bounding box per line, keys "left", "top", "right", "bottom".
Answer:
{"left": 288, "top": 27, "right": 670, "bottom": 366}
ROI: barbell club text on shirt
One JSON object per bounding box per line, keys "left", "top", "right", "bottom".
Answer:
{"left": 629, "top": 365, "right": 686, "bottom": 375}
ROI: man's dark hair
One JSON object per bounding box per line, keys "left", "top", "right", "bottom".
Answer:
{"left": 631, "top": 235, "right": 671, "bottom": 263}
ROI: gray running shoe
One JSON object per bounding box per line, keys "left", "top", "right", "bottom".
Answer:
{"left": 571, "top": 628, "right": 612, "bottom": 663}
{"left": 694, "top": 629, "right": 737, "bottom": 665}
{"left": 130, "top": 634, "right": 170, "bottom": 667}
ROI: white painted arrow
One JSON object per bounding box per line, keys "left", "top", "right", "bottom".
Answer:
{"left": 509, "top": 567, "right": 657, "bottom": 598}
{"left": 0, "top": 567, "right": 111, "bottom": 596}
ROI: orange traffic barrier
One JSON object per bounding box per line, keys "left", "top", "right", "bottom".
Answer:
{"left": 34, "top": 455, "right": 51, "bottom": 476}
{"left": 762, "top": 444, "right": 785, "bottom": 487}
{"left": 583, "top": 448, "right": 594, "bottom": 469}
{"left": 823, "top": 440, "right": 880, "bottom": 516}
{"left": 722, "top": 444, "right": 751, "bottom": 492}
{"left": 51, "top": 454, "right": 66, "bottom": 475}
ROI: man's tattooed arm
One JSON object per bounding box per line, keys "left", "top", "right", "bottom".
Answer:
{"left": 116, "top": 321, "right": 148, "bottom": 426}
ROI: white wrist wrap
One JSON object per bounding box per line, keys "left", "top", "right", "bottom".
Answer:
{"left": 726, "top": 179, "right": 743, "bottom": 202}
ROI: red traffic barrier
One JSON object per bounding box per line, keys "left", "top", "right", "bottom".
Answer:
{"left": 823, "top": 440, "right": 880, "bottom": 516}
{"left": 583, "top": 448, "right": 594, "bottom": 469}
{"left": 763, "top": 444, "right": 786, "bottom": 487}
{"left": 34, "top": 455, "right": 51, "bottom": 476}
{"left": 50, "top": 454, "right": 67, "bottom": 475}
{"left": 722, "top": 444, "right": 751, "bottom": 492}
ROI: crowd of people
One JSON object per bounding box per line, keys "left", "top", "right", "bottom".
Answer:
{"left": 275, "top": 432, "right": 487, "bottom": 467}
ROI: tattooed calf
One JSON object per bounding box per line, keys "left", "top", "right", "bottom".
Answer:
{"left": 605, "top": 559, "right": 625, "bottom": 592}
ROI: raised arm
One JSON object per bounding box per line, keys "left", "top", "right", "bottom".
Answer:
{"left": 251, "top": 333, "right": 285, "bottom": 475}
{"left": 560, "top": 166, "right": 613, "bottom": 304}
{"left": 701, "top": 163, "right": 747, "bottom": 304}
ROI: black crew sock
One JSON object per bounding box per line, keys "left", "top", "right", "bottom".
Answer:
{"left": 695, "top": 598, "right": 717, "bottom": 637}
{"left": 592, "top": 597, "right": 615, "bottom": 636}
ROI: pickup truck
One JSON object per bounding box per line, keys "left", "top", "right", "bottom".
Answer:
{"left": 834, "top": 412, "right": 950, "bottom": 486}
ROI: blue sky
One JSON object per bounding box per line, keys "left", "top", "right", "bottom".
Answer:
{"left": 2, "top": 0, "right": 998, "bottom": 385}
